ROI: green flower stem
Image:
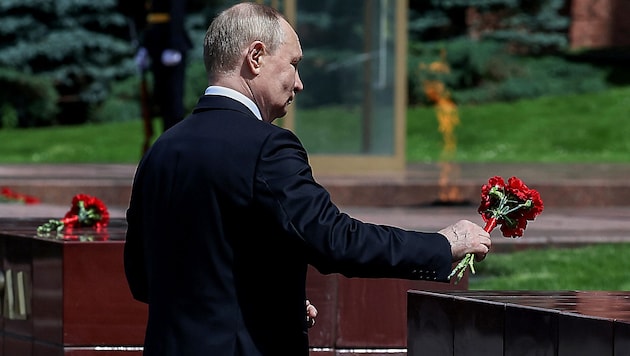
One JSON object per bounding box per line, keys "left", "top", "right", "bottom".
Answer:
{"left": 37, "top": 219, "right": 65, "bottom": 234}
{"left": 448, "top": 253, "right": 475, "bottom": 282}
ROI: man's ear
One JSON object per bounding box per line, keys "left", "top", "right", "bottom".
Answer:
{"left": 247, "top": 42, "right": 265, "bottom": 74}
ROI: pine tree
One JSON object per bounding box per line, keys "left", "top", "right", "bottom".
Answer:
{"left": 0, "top": 0, "right": 134, "bottom": 126}
{"left": 409, "top": 0, "right": 570, "bottom": 54}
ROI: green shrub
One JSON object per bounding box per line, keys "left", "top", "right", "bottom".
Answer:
{"left": 0, "top": 0, "right": 135, "bottom": 125}
{"left": 455, "top": 55, "right": 610, "bottom": 103}
{"left": 91, "top": 59, "right": 207, "bottom": 125}
{"left": 408, "top": 38, "right": 514, "bottom": 105}
{"left": 88, "top": 72, "right": 148, "bottom": 124}
{"left": 408, "top": 38, "right": 612, "bottom": 105}
{"left": 409, "top": 0, "right": 570, "bottom": 54}
{"left": 0, "top": 67, "right": 59, "bottom": 128}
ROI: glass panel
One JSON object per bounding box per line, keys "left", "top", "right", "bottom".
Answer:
{"left": 294, "top": 0, "right": 396, "bottom": 155}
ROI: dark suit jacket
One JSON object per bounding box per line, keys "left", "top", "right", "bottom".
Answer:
{"left": 124, "top": 94, "right": 453, "bottom": 355}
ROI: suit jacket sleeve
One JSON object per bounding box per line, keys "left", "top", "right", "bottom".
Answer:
{"left": 254, "top": 128, "right": 453, "bottom": 282}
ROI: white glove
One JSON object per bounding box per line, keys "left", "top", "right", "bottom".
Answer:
{"left": 134, "top": 47, "right": 150, "bottom": 71}
{"left": 161, "top": 49, "right": 182, "bottom": 66}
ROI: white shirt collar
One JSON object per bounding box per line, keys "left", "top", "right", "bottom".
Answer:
{"left": 204, "top": 86, "right": 262, "bottom": 121}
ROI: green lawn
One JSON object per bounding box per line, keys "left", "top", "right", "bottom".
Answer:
{"left": 407, "top": 85, "right": 630, "bottom": 163}
{"left": 2, "top": 86, "right": 630, "bottom": 163}
{"left": 469, "top": 243, "right": 630, "bottom": 290}
{"left": 0, "top": 120, "right": 159, "bottom": 163}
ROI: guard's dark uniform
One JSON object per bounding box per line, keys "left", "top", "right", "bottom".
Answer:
{"left": 120, "top": 0, "right": 192, "bottom": 132}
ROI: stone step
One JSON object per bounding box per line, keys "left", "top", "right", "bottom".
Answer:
{"left": 1, "top": 163, "right": 630, "bottom": 208}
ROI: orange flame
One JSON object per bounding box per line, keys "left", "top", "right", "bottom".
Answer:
{"left": 420, "top": 50, "right": 462, "bottom": 202}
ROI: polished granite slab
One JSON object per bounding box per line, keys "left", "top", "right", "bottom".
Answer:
{"left": 408, "top": 290, "right": 630, "bottom": 356}
{"left": 0, "top": 217, "right": 145, "bottom": 355}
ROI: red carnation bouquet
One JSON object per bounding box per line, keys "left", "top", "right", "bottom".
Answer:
{"left": 37, "top": 194, "right": 110, "bottom": 235}
{"left": 449, "top": 176, "right": 544, "bottom": 283}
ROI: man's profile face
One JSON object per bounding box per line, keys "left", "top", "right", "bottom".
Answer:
{"left": 254, "top": 19, "right": 304, "bottom": 123}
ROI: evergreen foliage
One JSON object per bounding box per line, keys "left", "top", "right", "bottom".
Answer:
{"left": 0, "top": 0, "right": 135, "bottom": 126}
{"left": 408, "top": 38, "right": 611, "bottom": 105}
{"left": 0, "top": 67, "right": 59, "bottom": 128}
{"left": 406, "top": 0, "right": 621, "bottom": 105}
{"left": 409, "top": 0, "right": 570, "bottom": 54}
{"left": 1, "top": 0, "right": 626, "bottom": 127}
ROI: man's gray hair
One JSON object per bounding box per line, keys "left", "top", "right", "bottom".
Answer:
{"left": 203, "top": 2, "right": 286, "bottom": 79}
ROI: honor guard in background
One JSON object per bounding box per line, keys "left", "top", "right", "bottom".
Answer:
{"left": 121, "top": 0, "right": 193, "bottom": 133}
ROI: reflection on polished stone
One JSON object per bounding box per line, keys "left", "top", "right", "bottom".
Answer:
{"left": 0, "top": 217, "right": 126, "bottom": 242}
{"left": 36, "top": 231, "right": 111, "bottom": 242}
{"left": 408, "top": 290, "right": 630, "bottom": 356}
{"left": 443, "top": 290, "right": 630, "bottom": 321}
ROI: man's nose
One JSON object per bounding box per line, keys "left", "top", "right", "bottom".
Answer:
{"left": 294, "top": 71, "right": 304, "bottom": 92}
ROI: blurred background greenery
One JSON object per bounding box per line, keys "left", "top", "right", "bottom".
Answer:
{"left": 2, "top": 85, "right": 629, "bottom": 164}
{"left": 1, "top": 0, "right": 628, "bottom": 163}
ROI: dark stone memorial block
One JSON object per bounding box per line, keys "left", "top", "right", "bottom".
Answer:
{"left": 452, "top": 296, "right": 503, "bottom": 356}
{"left": 308, "top": 269, "right": 467, "bottom": 354}
{"left": 408, "top": 290, "right": 630, "bottom": 356}
{"left": 558, "top": 312, "right": 612, "bottom": 356}
{"left": 407, "top": 291, "right": 504, "bottom": 356}
{"left": 504, "top": 303, "right": 558, "bottom": 356}
{"left": 407, "top": 290, "right": 455, "bottom": 355}
{"left": 615, "top": 321, "right": 630, "bottom": 356}
{"left": 0, "top": 218, "right": 146, "bottom": 355}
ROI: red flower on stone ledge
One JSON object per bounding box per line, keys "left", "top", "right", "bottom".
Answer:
{"left": 449, "top": 176, "right": 544, "bottom": 283}
{"left": 1, "top": 187, "right": 40, "bottom": 204}
{"left": 37, "top": 194, "right": 110, "bottom": 235}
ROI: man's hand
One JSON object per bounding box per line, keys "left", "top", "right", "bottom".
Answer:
{"left": 306, "top": 299, "right": 318, "bottom": 328}
{"left": 439, "top": 220, "right": 491, "bottom": 262}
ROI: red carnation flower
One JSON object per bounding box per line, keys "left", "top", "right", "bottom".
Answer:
{"left": 1, "top": 187, "right": 40, "bottom": 204}
{"left": 37, "top": 194, "right": 110, "bottom": 236}
{"left": 449, "top": 176, "right": 544, "bottom": 283}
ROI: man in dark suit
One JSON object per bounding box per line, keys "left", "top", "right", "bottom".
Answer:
{"left": 124, "top": 3, "right": 491, "bottom": 355}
